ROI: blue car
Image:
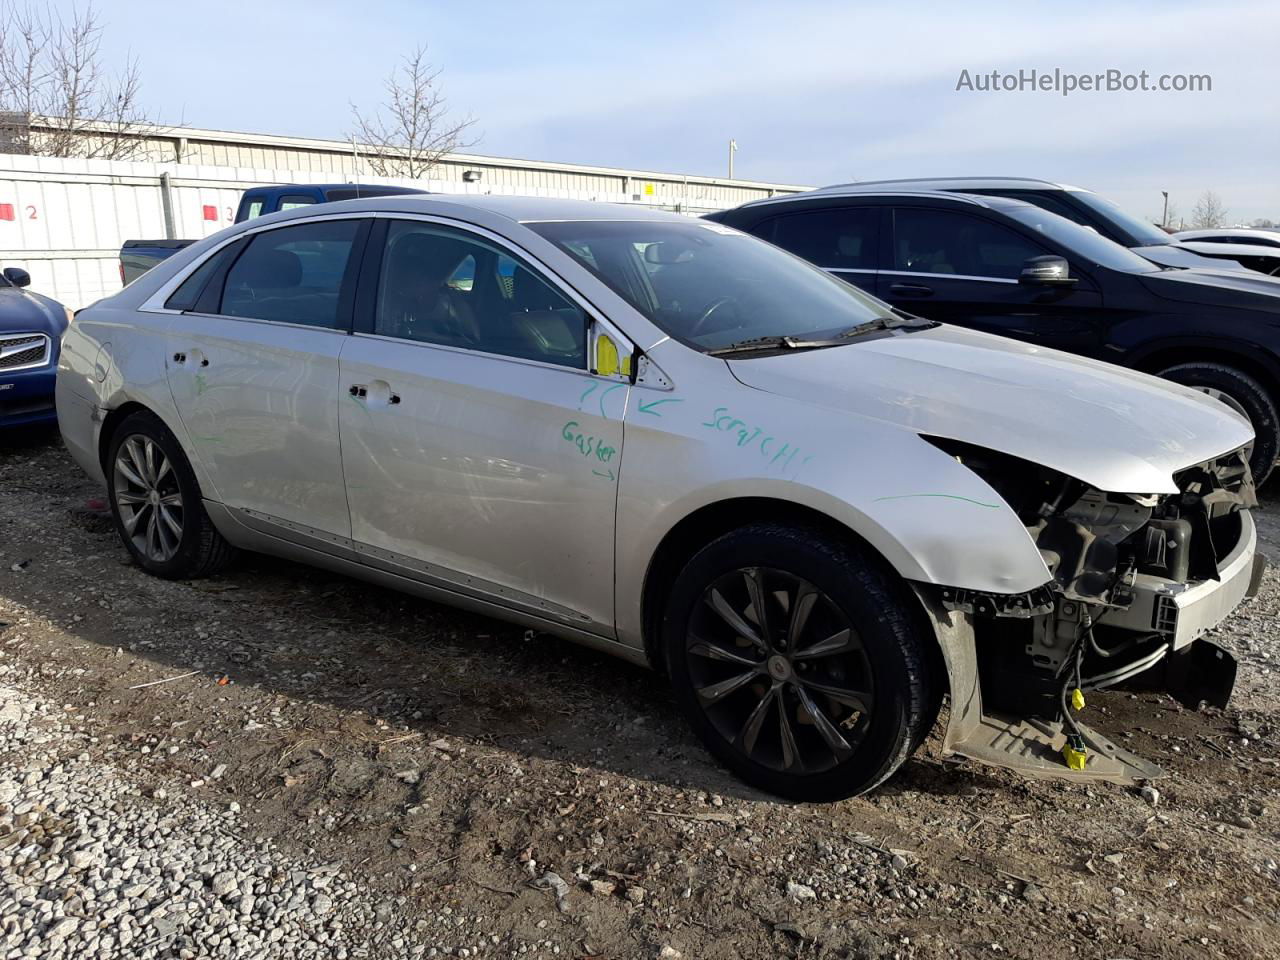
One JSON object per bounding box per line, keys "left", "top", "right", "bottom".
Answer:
{"left": 1, "top": 266, "right": 71, "bottom": 431}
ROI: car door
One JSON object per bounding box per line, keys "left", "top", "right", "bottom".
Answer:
{"left": 165, "top": 216, "right": 368, "bottom": 539}
{"left": 880, "top": 205, "right": 1107, "bottom": 355}
{"left": 338, "top": 217, "right": 629, "bottom": 634}
{"left": 747, "top": 205, "right": 880, "bottom": 296}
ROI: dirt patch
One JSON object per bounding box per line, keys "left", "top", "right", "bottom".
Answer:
{"left": 2, "top": 432, "right": 1278, "bottom": 959}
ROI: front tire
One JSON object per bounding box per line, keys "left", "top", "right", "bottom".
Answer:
{"left": 105, "top": 410, "right": 237, "bottom": 579}
{"left": 1158, "top": 362, "right": 1278, "bottom": 484}
{"left": 663, "top": 524, "right": 935, "bottom": 801}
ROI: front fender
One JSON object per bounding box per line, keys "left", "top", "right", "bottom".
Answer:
{"left": 613, "top": 387, "right": 1050, "bottom": 652}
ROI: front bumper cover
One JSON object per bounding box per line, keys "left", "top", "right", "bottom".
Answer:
{"left": 1098, "top": 511, "right": 1264, "bottom": 650}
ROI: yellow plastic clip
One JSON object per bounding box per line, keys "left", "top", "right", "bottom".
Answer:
{"left": 1071, "top": 688, "right": 1086, "bottom": 711}
{"left": 1062, "top": 733, "right": 1088, "bottom": 771}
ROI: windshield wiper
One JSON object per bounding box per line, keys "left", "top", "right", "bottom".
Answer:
{"left": 706, "top": 313, "right": 936, "bottom": 358}
{"left": 708, "top": 334, "right": 851, "bottom": 356}
{"left": 707, "top": 315, "right": 931, "bottom": 356}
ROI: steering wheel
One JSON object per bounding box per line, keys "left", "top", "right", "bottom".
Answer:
{"left": 688, "top": 297, "right": 739, "bottom": 339}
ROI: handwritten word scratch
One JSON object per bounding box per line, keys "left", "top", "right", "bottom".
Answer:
{"left": 701, "top": 407, "right": 813, "bottom": 478}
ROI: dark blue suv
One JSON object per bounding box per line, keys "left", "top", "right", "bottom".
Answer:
{"left": 1, "top": 266, "right": 70, "bottom": 431}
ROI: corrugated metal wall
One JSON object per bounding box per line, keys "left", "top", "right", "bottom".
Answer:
{"left": 1, "top": 135, "right": 809, "bottom": 310}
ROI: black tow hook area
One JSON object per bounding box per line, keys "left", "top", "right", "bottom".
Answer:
{"left": 1166, "top": 638, "right": 1238, "bottom": 710}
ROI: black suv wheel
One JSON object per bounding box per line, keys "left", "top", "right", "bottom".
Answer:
{"left": 1159, "top": 362, "right": 1278, "bottom": 484}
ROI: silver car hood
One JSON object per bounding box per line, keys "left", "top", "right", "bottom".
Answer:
{"left": 727, "top": 324, "right": 1252, "bottom": 495}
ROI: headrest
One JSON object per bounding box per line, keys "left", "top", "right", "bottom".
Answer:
{"left": 239, "top": 249, "right": 302, "bottom": 288}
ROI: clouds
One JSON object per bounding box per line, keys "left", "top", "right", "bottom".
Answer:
{"left": 80, "top": 0, "right": 1280, "bottom": 220}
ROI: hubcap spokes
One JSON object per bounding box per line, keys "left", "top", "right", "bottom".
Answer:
{"left": 687, "top": 567, "right": 874, "bottom": 774}
{"left": 114, "top": 436, "right": 183, "bottom": 563}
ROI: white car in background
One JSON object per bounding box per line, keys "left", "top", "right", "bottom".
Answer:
{"left": 1175, "top": 227, "right": 1280, "bottom": 249}
{"left": 55, "top": 195, "right": 1265, "bottom": 800}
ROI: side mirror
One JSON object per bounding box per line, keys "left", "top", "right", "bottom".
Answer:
{"left": 1018, "top": 255, "right": 1075, "bottom": 286}
{"left": 3, "top": 267, "right": 31, "bottom": 288}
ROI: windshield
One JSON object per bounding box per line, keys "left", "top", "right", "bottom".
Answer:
{"left": 1071, "top": 190, "right": 1173, "bottom": 247}
{"left": 526, "top": 219, "right": 893, "bottom": 351}
{"left": 1002, "top": 205, "right": 1163, "bottom": 274}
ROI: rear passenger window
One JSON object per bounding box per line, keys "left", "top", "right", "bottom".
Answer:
{"left": 165, "top": 244, "right": 239, "bottom": 311}
{"left": 219, "top": 220, "right": 360, "bottom": 328}
{"left": 375, "top": 221, "right": 586, "bottom": 368}
{"left": 753, "top": 208, "right": 878, "bottom": 269}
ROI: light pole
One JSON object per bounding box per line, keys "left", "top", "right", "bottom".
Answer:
{"left": 1161, "top": 190, "right": 1169, "bottom": 228}
{"left": 728, "top": 139, "right": 738, "bottom": 179}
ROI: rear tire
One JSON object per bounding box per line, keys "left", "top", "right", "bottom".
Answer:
{"left": 105, "top": 410, "right": 237, "bottom": 579}
{"left": 663, "top": 523, "right": 935, "bottom": 801}
{"left": 1158, "top": 362, "right": 1278, "bottom": 485}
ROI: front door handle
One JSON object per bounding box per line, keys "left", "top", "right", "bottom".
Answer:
{"left": 888, "top": 282, "right": 934, "bottom": 297}
{"left": 349, "top": 384, "right": 368, "bottom": 399}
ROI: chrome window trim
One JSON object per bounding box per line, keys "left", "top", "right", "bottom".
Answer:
{"left": 140, "top": 211, "right": 375, "bottom": 314}
{"left": 173, "top": 312, "right": 354, "bottom": 337}
{"left": 0, "top": 332, "right": 51, "bottom": 372}
{"left": 142, "top": 209, "right": 643, "bottom": 362}
{"left": 879, "top": 269, "right": 1019, "bottom": 285}
{"left": 826, "top": 267, "right": 877, "bottom": 275}
{"left": 349, "top": 330, "right": 613, "bottom": 378}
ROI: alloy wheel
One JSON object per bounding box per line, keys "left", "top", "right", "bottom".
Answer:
{"left": 685, "top": 566, "right": 875, "bottom": 774}
{"left": 113, "top": 434, "right": 184, "bottom": 563}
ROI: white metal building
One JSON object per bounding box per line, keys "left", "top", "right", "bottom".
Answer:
{"left": 0, "top": 122, "right": 809, "bottom": 309}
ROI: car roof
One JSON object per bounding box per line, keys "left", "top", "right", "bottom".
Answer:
{"left": 727, "top": 188, "right": 1035, "bottom": 214}
{"left": 252, "top": 193, "right": 690, "bottom": 225}
{"left": 813, "top": 176, "right": 1084, "bottom": 194}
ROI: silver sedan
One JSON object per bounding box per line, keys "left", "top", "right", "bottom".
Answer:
{"left": 57, "top": 195, "right": 1263, "bottom": 799}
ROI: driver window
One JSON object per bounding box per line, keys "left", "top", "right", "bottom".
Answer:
{"left": 892, "top": 208, "right": 1048, "bottom": 280}
{"left": 375, "top": 221, "right": 587, "bottom": 368}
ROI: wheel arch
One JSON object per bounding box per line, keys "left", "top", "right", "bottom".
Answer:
{"left": 637, "top": 497, "right": 946, "bottom": 693}
{"left": 97, "top": 400, "right": 157, "bottom": 471}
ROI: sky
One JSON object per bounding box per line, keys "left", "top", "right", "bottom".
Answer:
{"left": 70, "top": 0, "right": 1280, "bottom": 222}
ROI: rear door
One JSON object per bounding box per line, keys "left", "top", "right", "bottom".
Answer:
{"left": 165, "top": 216, "right": 369, "bottom": 539}
{"left": 881, "top": 205, "right": 1107, "bottom": 355}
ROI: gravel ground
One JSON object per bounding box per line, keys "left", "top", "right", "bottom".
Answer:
{"left": 1, "top": 430, "right": 1278, "bottom": 960}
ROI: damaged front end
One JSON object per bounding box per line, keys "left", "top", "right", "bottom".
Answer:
{"left": 917, "top": 438, "right": 1267, "bottom": 783}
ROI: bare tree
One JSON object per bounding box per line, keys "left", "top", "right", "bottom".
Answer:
{"left": 349, "top": 46, "right": 476, "bottom": 179}
{"left": 1191, "top": 190, "right": 1228, "bottom": 230}
{"left": 0, "top": 1, "right": 157, "bottom": 159}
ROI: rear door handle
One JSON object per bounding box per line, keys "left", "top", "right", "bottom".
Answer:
{"left": 350, "top": 383, "right": 401, "bottom": 405}
{"left": 888, "top": 282, "right": 934, "bottom": 297}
